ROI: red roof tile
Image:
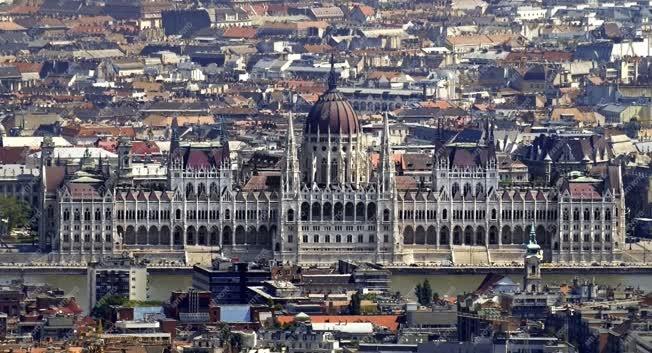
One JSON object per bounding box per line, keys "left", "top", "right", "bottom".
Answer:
{"left": 0, "top": 146, "right": 30, "bottom": 164}
{"left": 223, "top": 26, "right": 257, "bottom": 39}
{"left": 131, "top": 141, "right": 160, "bottom": 155}
{"left": 44, "top": 166, "right": 66, "bottom": 192}
{"left": 186, "top": 150, "right": 211, "bottom": 170}
{"left": 568, "top": 182, "right": 602, "bottom": 199}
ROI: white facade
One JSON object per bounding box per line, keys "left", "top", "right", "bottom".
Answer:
{"left": 39, "top": 76, "right": 626, "bottom": 266}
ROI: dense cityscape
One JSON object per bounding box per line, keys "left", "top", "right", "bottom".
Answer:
{"left": 0, "top": 0, "right": 650, "bottom": 352}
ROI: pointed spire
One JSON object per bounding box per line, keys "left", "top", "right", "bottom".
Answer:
{"left": 489, "top": 119, "right": 495, "bottom": 144}
{"left": 327, "top": 53, "right": 338, "bottom": 91}
{"left": 529, "top": 222, "right": 537, "bottom": 244}
{"left": 284, "top": 111, "right": 300, "bottom": 193}
{"left": 287, "top": 111, "right": 296, "bottom": 152}
{"left": 380, "top": 111, "right": 394, "bottom": 193}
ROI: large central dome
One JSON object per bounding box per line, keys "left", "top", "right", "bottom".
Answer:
{"left": 304, "top": 90, "right": 360, "bottom": 135}
{"left": 304, "top": 58, "right": 360, "bottom": 136}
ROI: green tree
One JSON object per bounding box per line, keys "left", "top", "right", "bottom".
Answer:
{"left": 421, "top": 279, "right": 433, "bottom": 306}
{"left": 624, "top": 118, "right": 641, "bottom": 139}
{"left": 415, "top": 280, "right": 433, "bottom": 306}
{"left": 90, "top": 295, "right": 128, "bottom": 318}
{"left": 414, "top": 283, "right": 423, "bottom": 304}
{"left": 0, "top": 197, "right": 30, "bottom": 235}
{"left": 350, "top": 290, "right": 362, "bottom": 315}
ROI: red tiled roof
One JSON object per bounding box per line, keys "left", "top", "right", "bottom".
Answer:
{"left": 303, "top": 44, "right": 332, "bottom": 53}
{"left": 396, "top": 176, "right": 417, "bottom": 190}
{"left": 568, "top": 182, "right": 602, "bottom": 199}
{"left": 223, "top": 26, "right": 257, "bottom": 39}
{"left": 0, "top": 146, "right": 30, "bottom": 164}
{"left": 356, "top": 5, "right": 375, "bottom": 17}
{"left": 131, "top": 141, "right": 160, "bottom": 155}
{"left": 2, "top": 5, "right": 39, "bottom": 14}
{"left": 62, "top": 125, "right": 136, "bottom": 138}
{"left": 44, "top": 166, "right": 66, "bottom": 192}
{"left": 14, "top": 62, "right": 42, "bottom": 73}
{"left": 186, "top": 150, "right": 211, "bottom": 170}
{"left": 97, "top": 139, "right": 118, "bottom": 153}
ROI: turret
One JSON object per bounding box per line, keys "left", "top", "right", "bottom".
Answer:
{"left": 544, "top": 153, "right": 552, "bottom": 184}
{"left": 284, "top": 112, "right": 300, "bottom": 195}
{"left": 40, "top": 136, "right": 55, "bottom": 168}
{"left": 0, "top": 122, "right": 6, "bottom": 147}
{"left": 117, "top": 136, "right": 133, "bottom": 186}
{"left": 523, "top": 224, "right": 543, "bottom": 293}
{"left": 379, "top": 112, "right": 395, "bottom": 194}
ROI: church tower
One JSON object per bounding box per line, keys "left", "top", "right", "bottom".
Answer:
{"left": 524, "top": 224, "right": 543, "bottom": 293}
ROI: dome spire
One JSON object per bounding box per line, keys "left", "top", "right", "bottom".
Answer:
{"left": 328, "top": 53, "right": 337, "bottom": 91}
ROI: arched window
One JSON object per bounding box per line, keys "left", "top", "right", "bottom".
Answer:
{"left": 584, "top": 208, "right": 590, "bottom": 221}
{"left": 175, "top": 209, "right": 181, "bottom": 220}
{"left": 463, "top": 183, "right": 472, "bottom": 196}
{"left": 605, "top": 209, "right": 611, "bottom": 221}
{"left": 301, "top": 202, "right": 310, "bottom": 221}
{"left": 476, "top": 183, "right": 484, "bottom": 195}
{"left": 451, "top": 183, "right": 460, "bottom": 195}
{"left": 491, "top": 209, "right": 497, "bottom": 220}
{"left": 287, "top": 209, "right": 294, "bottom": 222}
{"left": 383, "top": 209, "right": 390, "bottom": 222}
{"left": 347, "top": 235, "right": 353, "bottom": 243}
{"left": 336, "top": 235, "right": 342, "bottom": 243}
{"left": 573, "top": 208, "right": 580, "bottom": 221}
{"left": 442, "top": 209, "right": 448, "bottom": 220}
{"left": 313, "top": 235, "right": 319, "bottom": 243}
{"left": 209, "top": 183, "right": 218, "bottom": 196}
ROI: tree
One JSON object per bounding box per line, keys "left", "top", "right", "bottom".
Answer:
{"left": 421, "top": 279, "right": 433, "bottom": 306}
{"left": 0, "top": 197, "right": 30, "bottom": 235}
{"left": 624, "top": 118, "right": 641, "bottom": 139}
{"left": 350, "top": 290, "right": 362, "bottom": 315}
{"left": 414, "top": 283, "right": 423, "bottom": 305}
{"left": 415, "top": 279, "right": 433, "bottom": 306}
{"left": 90, "top": 295, "right": 128, "bottom": 318}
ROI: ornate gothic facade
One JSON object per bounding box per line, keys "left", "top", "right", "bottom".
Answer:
{"left": 37, "top": 70, "right": 626, "bottom": 265}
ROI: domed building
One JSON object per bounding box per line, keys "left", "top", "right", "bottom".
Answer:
{"left": 41, "top": 59, "right": 626, "bottom": 267}
{"left": 300, "top": 62, "right": 370, "bottom": 186}
{"left": 278, "top": 60, "right": 398, "bottom": 265}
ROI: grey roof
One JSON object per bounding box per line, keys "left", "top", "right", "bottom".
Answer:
{"left": 0, "top": 66, "right": 20, "bottom": 79}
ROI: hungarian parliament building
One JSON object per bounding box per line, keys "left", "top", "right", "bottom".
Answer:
{"left": 37, "top": 73, "right": 626, "bottom": 266}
